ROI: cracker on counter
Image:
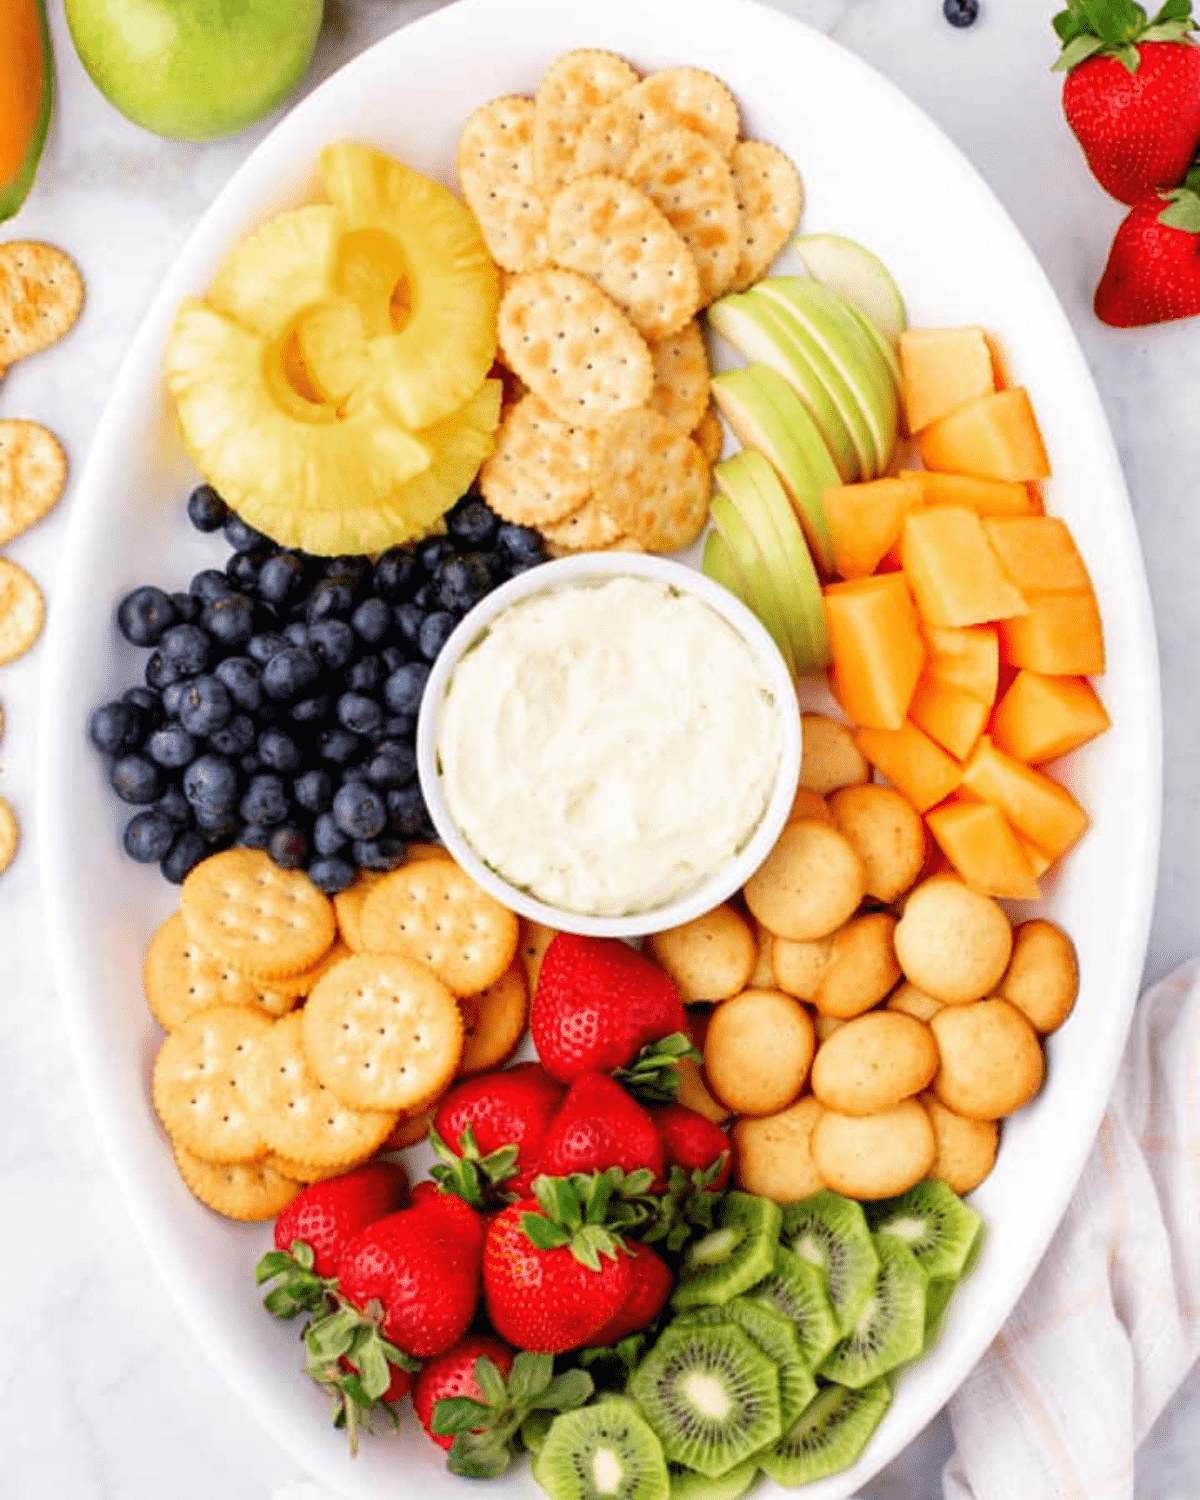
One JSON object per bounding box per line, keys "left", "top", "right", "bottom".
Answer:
{"left": 0, "top": 420, "right": 67, "bottom": 545}
{"left": 0, "top": 557, "right": 45, "bottom": 665}
{"left": 457, "top": 96, "right": 550, "bottom": 274}
{"left": 0, "top": 242, "right": 85, "bottom": 367}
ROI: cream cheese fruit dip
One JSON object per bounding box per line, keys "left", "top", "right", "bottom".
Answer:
{"left": 435, "top": 575, "right": 783, "bottom": 916}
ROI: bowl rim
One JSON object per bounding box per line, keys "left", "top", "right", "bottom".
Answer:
{"left": 416, "top": 551, "right": 802, "bottom": 937}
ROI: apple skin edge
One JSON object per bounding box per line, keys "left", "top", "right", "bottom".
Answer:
{"left": 0, "top": 0, "right": 54, "bottom": 224}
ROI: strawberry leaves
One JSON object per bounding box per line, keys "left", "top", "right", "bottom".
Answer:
{"left": 255, "top": 1238, "right": 336, "bottom": 1319}
{"left": 614, "top": 1031, "right": 702, "bottom": 1104}
{"left": 429, "top": 1121, "right": 520, "bottom": 1207}
{"left": 1158, "top": 158, "right": 1200, "bottom": 226}
{"left": 641, "top": 1157, "right": 731, "bottom": 1253}
{"left": 303, "top": 1302, "right": 420, "bottom": 1454}
{"left": 519, "top": 1169, "right": 655, "bottom": 1269}
{"left": 1054, "top": 0, "right": 1196, "bottom": 72}
{"left": 431, "top": 1353, "right": 594, "bottom": 1478}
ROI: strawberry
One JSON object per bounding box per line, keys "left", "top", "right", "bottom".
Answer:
{"left": 582, "top": 1240, "right": 673, "bottom": 1348}
{"left": 1054, "top": 0, "right": 1200, "bottom": 204}
{"left": 430, "top": 1063, "right": 565, "bottom": 1202}
{"left": 535, "top": 1071, "right": 666, "bottom": 1182}
{"left": 650, "top": 1102, "right": 733, "bottom": 1190}
{"left": 410, "top": 1179, "right": 490, "bottom": 1257}
{"left": 1094, "top": 172, "right": 1200, "bottom": 322}
{"left": 531, "top": 933, "right": 687, "bottom": 1082}
{"left": 414, "top": 1335, "right": 516, "bottom": 1452}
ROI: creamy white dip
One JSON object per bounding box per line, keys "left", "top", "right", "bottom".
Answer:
{"left": 436, "top": 576, "right": 782, "bottom": 916}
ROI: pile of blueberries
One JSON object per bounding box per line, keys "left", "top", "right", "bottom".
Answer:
{"left": 87, "top": 485, "right": 548, "bottom": 892}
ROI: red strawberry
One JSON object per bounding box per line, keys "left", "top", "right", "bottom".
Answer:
{"left": 414, "top": 1335, "right": 515, "bottom": 1452}
{"left": 410, "top": 1179, "right": 490, "bottom": 1257}
{"left": 339, "top": 1355, "right": 413, "bottom": 1407}
{"left": 583, "top": 1241, "right": 673, "bottom": 1348}
{"left": 1094, "top": 179, "right": 1200, "bottom": 323}
{"left": 432, "top": 1063, "right": 565, "bottom": 1200}
{"left": 1054, "top": 1, "right": 1200, "bottom": 204}
{"left": 535, "top": 1072, "right": 666, "bottom": 1182}
{"left": 651, "top": 1102, "right": 733, "bottom": 1190}
{"left": 531, "top": 934, "right": 687, "bottom": 1083}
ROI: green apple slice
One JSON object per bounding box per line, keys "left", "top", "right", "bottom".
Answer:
{"left": 708, "top": 293, "right": 861, "bottom": 483}
{"left": 792, "top": 233, "right": 907, "bottom": 348}
{"left": 703, "top": 526, "right": 749, "bottom": 602}
{"left": 711, "top": 364, "right": 836, "bottom": 576}
{"left": 709, "top": 489, "right": 798, "bottom": 678}
{"left": 843, "top": 300, "right": 903, "bottom": 389}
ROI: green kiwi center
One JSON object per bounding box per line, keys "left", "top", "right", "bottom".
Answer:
{"left": 591, "top": 1446, "right": 625, "bottom": 1494}
{"left": 683, "top": 1372, "right": 733, "bottom": 1420}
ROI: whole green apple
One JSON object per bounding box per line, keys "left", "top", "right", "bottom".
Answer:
{"left": 64, "top": 0, "right": 325, "bottom": 142}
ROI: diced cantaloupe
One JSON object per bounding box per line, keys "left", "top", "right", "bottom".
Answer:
{"left": 823, "top": 478, "right": 924, "bottom": 580}
{"left": 823, "top": 573, "right": 927, "bottom": 731}
{"left": 925, "top": 795, "right": 1041, "bottom": 901}
{"left": 901, "top": 470, "right": 1038, "bottom": 518}
{"left": 1016, "top": 832, "right": 1053, "bottom": 879}
{"left": 990, "top": 671, "right": 1111, "bottom": 763}
{"left": 960, "top": 736, "right": 1089, "bottom": 861}
{"left": 918, "top": 388, "right": 1051, "bottom": 482}
{"left": 924, "top": 624, "right": 999, "bottom": 705}
{"left": 901, "top": 507, "right": 1029, "bottom": 627}
{"left": 854, "top": 719, "right": 962, "bottom": 813}
{"left": 981, "top": 517, "right": 1093, "bottom": 594}
{"left": 998, "top": 591, "right": 1106, "bottom": 676}
{"left": 899, "top": 327, "right": 996, "bottom": 433}
{"left": 909, "top": 671, "right": 991, "bottom": 760}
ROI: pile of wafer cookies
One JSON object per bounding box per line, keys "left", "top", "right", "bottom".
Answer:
{"left": 147, "top": 845, "right": 533, "bottom": 1221}
{"left": 460, "top": 51, "right": 802, "bottom": 555}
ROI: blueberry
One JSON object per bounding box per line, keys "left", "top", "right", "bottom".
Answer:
{"left": 387, "top": 782, "right": 432, "bottom": 837}
{"left": 237, "top": 822, "right": 273, "bottom": 851}
{"left": 257, "top": 552, "right": 306, "bottom": 608}
{"left": 240, "top": 752, "right": 263, "bottom": 777}
{"left": 383, "top": 661, "right": 430, "bottom": 716}
{"left": 147, "top": 724, "right": 197, "bottom": 770}
{"left": 110, "top": 754, "right": 163, "bottom": 804}
{"left": 202, "top": 593, "right": 255, "bottom": 651}
{"left": 419, "top": 611, "right": 457, "bottom": 662}
{"left": 88, "top": 700, "right": 141, "bottom": 755}
{"left": 446, "top": 494, "right": 500, "bottom": 551}
{"left": 122, "top": 686, "right": 163, "bottom": 723}
{"left": 306, "top": 855, "right": 356, "bottom": 894}
{"left": 187, "top": 484, "right": 228, "bottom": 533}
{"left": 214, "top": 655, "right": 263, "bottom": 711}
{"left": 209, "top": 714, "right": 256, "bottom": 757}
{"left": 290, "top": 693, "right": 330, "bottom": 726}
{"left": 183, "top": 753, "right": 239, "bottom": 813}
{"left": 123, "top": 810, "right": 176, "bottom": 863}
{"left": 367, "top": 739, "right": 416, "bottom": 789}
{"left": 412, "top": 582, "right": 435, "bottom": 611}
{"left": 313, "top": 812, "right": 347, "bottom": 856}
{"left": 178, "top": 675, "right": 233, "bottom": 737}
{"left": 436, "top": 553, "right": 494, "bottom": 615}
{"left": 416, "top": 536, "right": 456, "bottom": 577}
{"left": 145, "top": 652, "right": 181, "bottom": 692}
{"left": 306, "top": 577, "right": 354, "bottom": 625}
{"left": 382, "top": 713, "right": 415, "bottom": 740}
{"left": 351, "top": 835, "right": 407, "bottom": 871}
{"left": 351, "top": 597, "right": 392, "bottom": 645}
{"left": 241, "top": 773, "right": 289, "bottom": 826}
{"left": 943, "top": 0, "right": 979, "bottom": 23}
{"left": 226, "top": 546, "right": 270, "bottom": 593}
{"left": 263, "top": 647, "right": 320, "bottom": 701}
{"left": 161, "top": 829, "right": 208, "bottom": 883}
{"left": 310, "top": 619, "right": 356, "bottom": 670}
{"left": 283, "top": 621, "right": 311, "bottom": 648}
{"left": 324, "top": 556, "right": 372, "bottom": 595}
{"left": 224, "top": 514, "right": 270, "bottom": 553}
{"left": 293, "top": 767, "right": 333, "bottom": 814}
{"left": 160, "top": 623, "right": 212, "bottom": 675}
{"left": 117, "top": 586, "right": 177, "bottom": 648}
{"left": 319, "top": 727, "right": 361, "bottom": 766}
{"left": 247, "top": 633, "right": 288, "bottom": 667}
{"left": 258, "top": 728, "right": 302, "bottom": 773}
{"left": 197, "top": 806, "right": 241, "bottom": 844}
{"left": 160, "top": 680, "right": 188, "bottom": 719}
{"left": 381, "top": 645, "right": 408, "bottom": 675}
{"left": 347, "top": 654, "right": 382, "bottom": 694}
{"left": 332, "top": 781, "right": 387, "bottom": 840}
{"left": 339, "top": 761, "right": 371, "bottom": 787}
{"left": 155, "top": 784, "right": 192, "bottom": 826}
{"left": 374, "top": 547, "right": 419, "bottom": 602}
{"left": 336, "top": 692, "right": 383, "bottom": 737}
{"left": 394, "top": 601, "right": 426, "bottom": 650}
{"left": 190, "top": 568, "right": 232, "bottom": 604}
{"left": 269, "top": 824, "right": 309, "bottom": 870}
{"left": 169, "top": 591, "right": 201, "bottom": 624}
{"left": 497, "top": 521, "right": 545, "bottom": 566}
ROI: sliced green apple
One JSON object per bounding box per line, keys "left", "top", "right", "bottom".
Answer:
{"left": 843, "top": 300, "right": 902, "bottom": 389}
{"left": 792, "top": 233, "right": 907, "bottom": 348}
{"left": 709, "top": 488, "right": 798, "bottom": 678}
{"left": 710, "top": 363, "right": 836, "bottom": 576}
{"left": 703, "top": 526, "right": 748, "bottom": 602}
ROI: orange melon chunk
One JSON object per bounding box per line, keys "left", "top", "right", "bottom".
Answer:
{"left": 901, "top": 507, "right": 1029, "bottom": 628}
{"left": 982, "top": 517, "right": 1093, "bottom": 595}
{"left": 909, "top": 671, "right": 990, "bottom": 760}
{"left": 823, "top": 478, "right": 924, "bottom": 580}
{"left": 990, "top": 671, "right": 1111, "bottom": 763}
{"left": 1016, "top": 832, "right": 1053, "bottom": 879}
{"left": 924, "top": 625, "right": 999, "bottom": 705}
{"left": 926, "top": 795, "right": 1040, "bottom": 901}
{"left": 960, "top": 736, "right": 1089, "bottom": 861}
{"left": 998, "top": 591, "right": 1106, "bottom": 676}
{"left": 854, "top": 719, "right": 962, "bottom": 813}
{"left": 901, "top": 470, "right": 1038, "bottom": 518}
{"left": 918, "top": 388, "right": 1051, "bottom": 482}
{"left": 823, "top": 574, "right": 926, "bottom": 731}
{"left": 899, "top": 327, "right": 995, "bottom": 433}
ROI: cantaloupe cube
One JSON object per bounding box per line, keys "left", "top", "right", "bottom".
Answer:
{"left": 998, "top": 591, "right": 1106, "bottom": 676}
{"left": 918, "top": 388, "right": 1052, "bottom": 482}
{"left": 901, "top": 470, "right": 1038, "bottom": 518}
{"left": 823, "top": 478, "right": 924, "bottom": 580}
{"left": 924, "top": 625, "right": 999, "bottom": 705}
{"left": 899, "top": 327, "right": 995, "bottom": 433}
{"left": 854, "top": 719, "right": 962, "bottom": 813}
{"left": 982, "top": 517, "right": 1094, "bottom": 594}
{"left": 926, "top": 795, "right": 1041, "bottom": 901}
{"left": 960, "top": 736, "right": 1089, "bottom": 860}
{"left": 990, "top": 671, "right": 1111, "bottom": 763}
{"left": 901, "top": 507, "right": 1029, "bottom": 627}
{"left": 909, "top": 671, "right": 991, "bottom": 760}
{"left": 823, "top": 574, "right": 927, "bottom": 731}
{"left": 1016, "top": 832, "right": 1053, "bottom": 879}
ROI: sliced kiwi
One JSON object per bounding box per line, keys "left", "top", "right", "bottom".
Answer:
{"left": 868, "top": 1179, "right": 983, "bottom": 1284}
{"left": 924, "top": 1219, "right": 986, "bottom": 1348}
{"left": 667, "top": 1456, "right": 760, "bottom": 1500}
{"left": 819, "top": 1236, "right": 926, "bottom": 1389}
{"left": 758, "top": 1378, "right": 892, "bottom": 1487}
{"left": 747, "top": 1246, "right": 840, "bottom": 1371}
{"left": 524, "top": 1410, "right": 555, "bottom": 1455}
{"left": 781, "top": 1190, "right": 879, "bottom": 1334}
{"left": 534, "top": 1398, "right": 669, "bottom": 1500}
{"left": 674, "top": 1299, "right": 816, "bottom": 1426}
{"left": 672, "top": 1193, "right": 782, "bottom": 1311}
{"left": 628, "top": 1320, "right": 781, "bottom": 1478}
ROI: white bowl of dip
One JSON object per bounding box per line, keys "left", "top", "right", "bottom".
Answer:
{"left": 416, "top": 552, "right": 801, "bottom": 937}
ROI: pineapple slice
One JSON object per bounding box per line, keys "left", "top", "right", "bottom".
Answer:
{"left": 319, "top": 142, "right": 499, "bottom": 430}
{"left": 206, "top": 205, "right": 347, "bottom": 338}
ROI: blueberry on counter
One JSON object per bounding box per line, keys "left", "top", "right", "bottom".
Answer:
{"left": 943, "top": 0, "right": 979, "bottom": 24}
{"left": 118, "top": 586, "right": 177, "bottom": 648}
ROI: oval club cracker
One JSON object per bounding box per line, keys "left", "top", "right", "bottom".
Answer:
{"left": 479, "top": 392, "right": 594, "bottom": 525}
{"left": 534, "top": 48, "right": 640, "bottom": 197}
{"left": 626, "top": 129, "right": 741, "bottom": 305}
{"left": 0, "top": 420, "right": 66, "bottom": 545}
{"left": 590, "top": 406, "right": 711, "bottom": 553}
{"left": 0, "top": 556, "right": 44, "bottom": 665}
{"left": 0, "top": 242, "right": 84, "bottom": 367}
{"left": 457, "top": 96, "right": 550, "bottom": 274}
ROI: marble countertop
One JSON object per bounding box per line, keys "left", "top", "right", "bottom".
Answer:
{"left": 3, "top": 1, "right": 1199, "bottom": 1496}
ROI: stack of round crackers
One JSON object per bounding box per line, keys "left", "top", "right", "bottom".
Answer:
{"left": 459, "top": 51, "right": 802, "bottom": 555}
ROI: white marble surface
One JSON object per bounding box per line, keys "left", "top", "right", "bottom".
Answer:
{"left": 3, "top": 1, "right": 1200, "bottom": 1496}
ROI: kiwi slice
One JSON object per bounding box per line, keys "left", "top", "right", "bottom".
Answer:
{"left": 819, "top": 1236, "right": 926, "bottom": 1389}
{"left": 747, "top": 1246, "right": 840, "bottom": 1371}
{"left": 667, "top": 1456, "right": 760, "bottom": 1500}
{"left": 781, "top": 1190, "right": 879, "bottom": 1334}
{"left": 628, "top": 1320, "right": 782, "bottom": 1478}
{"left": 868, "top": 1179, "right": 983, "bottom": 1284}
{"left": 924, "top": 1218, "right": 986, "bottom": 1347}
{"left": 758, "top": 1378, "right": 892, "bottom": 1487}
{"left": 675, "top": 1299, "right": 816, "bottom": 1426}
{"left": 534, "top": 1398, "right": 669, "bottom": 1500}
{"left": 672, "top": 1193, "right": 782, "bottom": 1311}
